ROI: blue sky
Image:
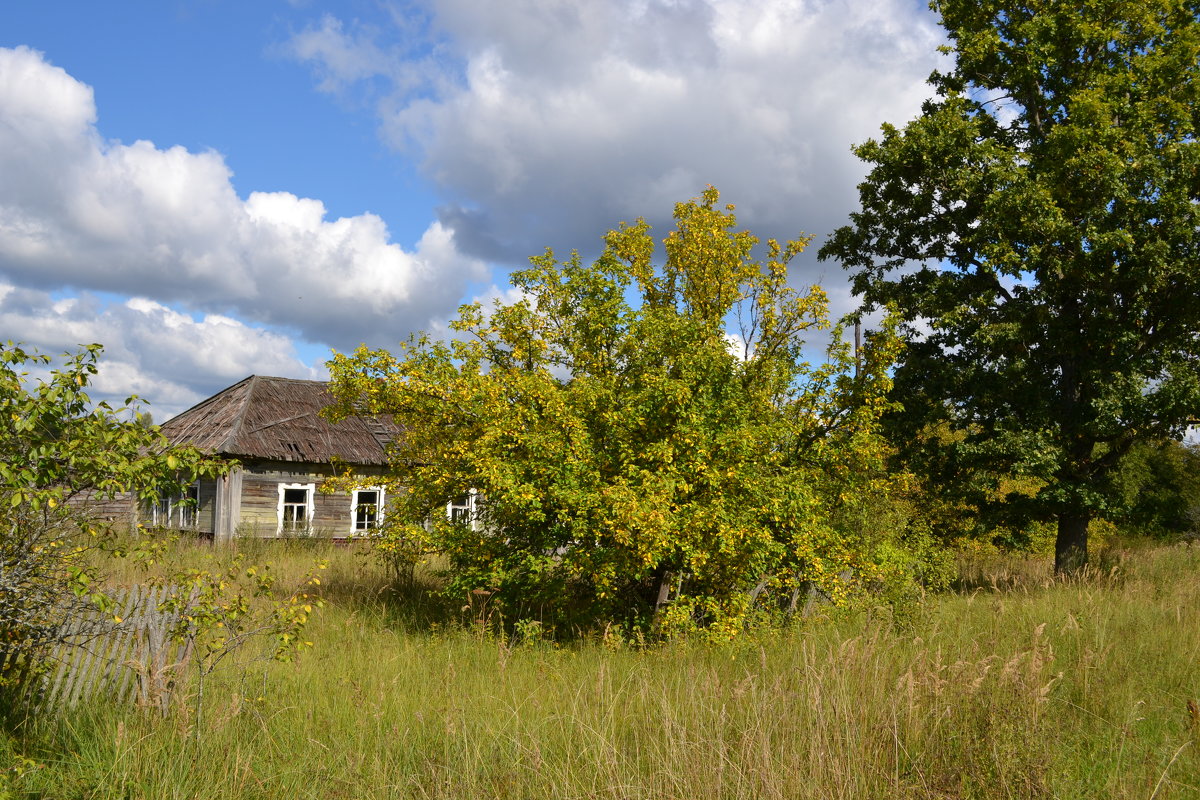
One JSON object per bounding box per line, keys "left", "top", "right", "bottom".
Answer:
{"left": 0, "top": 0, "right": 942, "bottom": 418}
{"left": 5, "top": 2, "right": 434, "bottom": 233}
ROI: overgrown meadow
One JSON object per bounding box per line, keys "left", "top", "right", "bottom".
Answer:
{"left": 3, "top": 539, "right": 1197, "bottom": 800}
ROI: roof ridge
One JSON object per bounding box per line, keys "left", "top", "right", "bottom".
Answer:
{"left": 161, "top": 374, "right": 254, "bottom": 427}
{"left": 248, "top": 375, "right": 329, "bottom": 387}
{"left": 224, "top": 374, "right": 258, "bottom": 451}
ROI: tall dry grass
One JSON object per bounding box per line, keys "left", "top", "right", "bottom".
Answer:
{"left": 4, "top": 540, "right": 1198, "bottom": 799}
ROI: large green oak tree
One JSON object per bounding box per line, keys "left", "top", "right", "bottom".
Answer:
{"left": 821, "top": 0, "right": 1200, "bottom": 572}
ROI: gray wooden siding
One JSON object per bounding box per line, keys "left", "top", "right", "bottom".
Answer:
{"left": 100, "top": 461, "right": 390, "bottom": 540}
{"left": 67, "top": 489, "right": 139, "bottom": 531}
{"left": 195, "top": 480, "right": 215, "bottom": 533}
{"left": 233, "top": 460, "right": 388, "bottom": 538}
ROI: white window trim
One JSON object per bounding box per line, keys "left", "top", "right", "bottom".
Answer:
{"left": 447, "top": 489, "right": 478, "bottom": 531}
{"left": 350, "top": 487, "right": 386, "bottom": 534}
{"left": 277, "top": 483, "right": 315, "bottom": 535}
{"left": 152, "top": 484, "right": 198, "bottom": 529}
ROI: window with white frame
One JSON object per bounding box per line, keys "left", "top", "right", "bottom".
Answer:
{"left": 278, "top": 483, "right": 315, "bottom": 534}
{"left": 447, "top": 490, "right": 477, "bottom": 529}
{"left": 351, "top": 488, "right": 384, "bottom": 532}
{"left": 152, "top": 484, "right": 199, "bottom": 529}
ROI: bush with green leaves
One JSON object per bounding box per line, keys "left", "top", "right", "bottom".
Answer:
{"left": 0, "top": 343, "right": 220, "bottom": 694}
{"left": 328, "top": 190, "right": 910, "bottom": 638}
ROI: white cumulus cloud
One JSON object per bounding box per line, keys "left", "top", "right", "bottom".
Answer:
{"left": 291, "top": 0, "right": 946, "bottom": 271}
{"left": 0, "top": 282, "right": 325, "bottom": 419}
{"left": 0, "top": 45, "right": 487, "bottom": 351}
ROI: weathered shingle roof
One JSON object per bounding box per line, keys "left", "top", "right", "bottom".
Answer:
{"left": 160, "top": 376, "right": 394, "bottom": 465}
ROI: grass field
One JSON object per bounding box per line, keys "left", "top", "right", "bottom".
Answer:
{"left": 3, "top": 540, "right": 1199, "bottom": 799}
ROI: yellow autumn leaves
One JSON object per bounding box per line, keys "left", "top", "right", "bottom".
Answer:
{"left": 328, "top": 189, "right": 905, "bottom": 638}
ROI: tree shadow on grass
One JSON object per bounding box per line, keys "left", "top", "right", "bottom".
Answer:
{"left": 947, "top": 543, "right": 1137, "bottom": 595}
{"left": 308, "top": 546, "right": 462, "bottom": 634}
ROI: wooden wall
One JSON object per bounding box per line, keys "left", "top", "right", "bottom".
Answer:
{"left": 67, "top": 488, "right": 139, "bottom": 531}
{"left": 113, "top": 460, "right": 390, "bottom": 541}
{"left": 230, "top": 460, "right": 389, "bottom": 539}
{"left": 195, "top": 480, "right": 215, "bottom": 533}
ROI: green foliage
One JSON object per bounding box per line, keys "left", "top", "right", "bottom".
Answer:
{"left": 1108, "top": 439, "right": 1200, "bottom": 539}
{"left": 0, "top": 751, "right": 40, "bottom": 800}
{"left": 329, "top": 189, "right": 906, "bottom": 637}
{"left": 164, "top": 552, "right": 326, "bottom": 669}
{"left": 821, "top": 0, "right": 1200, "bottom": 572}
{"left": 0, "top": 343, "right": 222, "bottom": 696}
{"left": 149, "top": 547, "right": 327, "bottom": 728}
{"left": 892, "top": 423, "right": 1059, "bottom": 554}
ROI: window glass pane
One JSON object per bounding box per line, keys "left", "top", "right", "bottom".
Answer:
{"left": 355, "top": 491, "right": 379, "bottom": 530}
{"left": 448, "top": 494, "right": 472, "bottom": 524}
{"left": 154, "top": 496, "right": 169, "bottom": 525}
{"left": 282, "top": 486, "right": 309, "bottom": 530}
{"left": 179, "top": 485, "right": 198, "bottom": 528}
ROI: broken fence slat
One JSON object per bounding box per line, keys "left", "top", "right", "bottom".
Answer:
{"left": 38, "top": 583, "right": 196, "bottom": 711}
{"left": 57, "top": 612, "right": 104, "bottom": 708}
{"left": 44, "top": 589, "right": 117, "bottom": 708}
{"left": 110, "top": 584, "right": 145, "bottom": 705}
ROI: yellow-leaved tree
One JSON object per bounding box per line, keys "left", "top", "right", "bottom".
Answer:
{"left": 328, "top": 189, "right": 908, "bottom": 638}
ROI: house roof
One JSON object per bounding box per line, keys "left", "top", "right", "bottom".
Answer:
{"left": 160, "top": 376, "right": 394, "bottom": 466}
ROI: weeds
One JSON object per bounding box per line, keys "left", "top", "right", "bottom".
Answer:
{"left": 3, "top": 541, "right": 1199, "bottom": 799}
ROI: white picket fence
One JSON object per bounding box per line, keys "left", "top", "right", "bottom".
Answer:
{"left": 36, "top": 584, "right": 195, "bottom": 712}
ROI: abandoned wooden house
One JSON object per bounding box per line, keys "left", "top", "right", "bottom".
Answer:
{"left": 154, "top": 375, "right": 396, "bottom": 542}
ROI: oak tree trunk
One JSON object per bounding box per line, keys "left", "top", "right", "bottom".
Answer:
{"left": 1054, "top": 511, "right": 1090, "bottom": 575}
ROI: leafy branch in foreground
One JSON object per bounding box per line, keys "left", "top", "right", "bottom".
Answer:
{"left": 150, "top": 548, "right": 326, "bottom": 729}
{"left": 0, "top": 343, "right": 223, "bottom": 699}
